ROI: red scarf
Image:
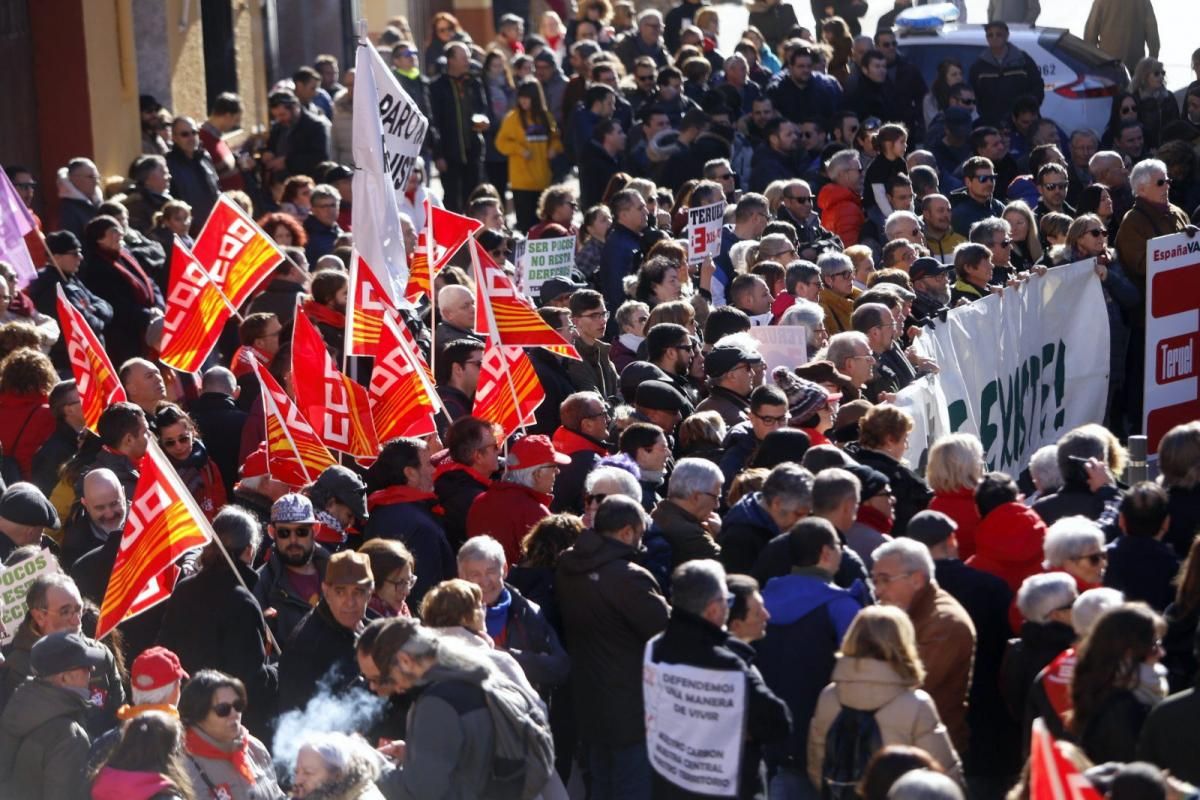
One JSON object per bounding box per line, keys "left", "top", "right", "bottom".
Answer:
{"left": 103, "top": 249, "right": 156, "bottom": 307}
{"left": 302, "top": 298, "right": 345, "bottom": 329}
{"left": 367, "top": 485, "right": 444, "bottom": 515}
{"left": 230, "top": 346, "right": 271, "bottom": 378}
{"left": 551, "top": 426, "right": 607, "bottom": 457}
{"left": 185, "top": 727, "right": 255, "bottom": 784}
{"left": 856, "top": 503, "right": 894, "bottom": 535}
{"left": 7, "top": 291, "right": 36, "bottom": 318}
{"left": 432, "top": 460, "right": 493, "bottom": 488}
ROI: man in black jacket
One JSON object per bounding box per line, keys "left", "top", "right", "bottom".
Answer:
{"left": 968, "top": 21, "right": 1044, "bottom": 126}
{"left": 265, "top": 90, "right": 332, "bottom": 180}
{"left": 255, "top": 493, "right": 332, "bottom": 644}
{"left": 165, "top": 117, "right": 220, "bottom": 234}
{"left": 189, "top": 367, "right": 248, "bottom": 496}
{"left": 647, "top": 558, "right": 791, "bottom": 799}
{"left": 433, "top": 416, "right": 500, "bottom": 550}
{"left": 30, "top": 381, "right": 85, "bottom": 497}
{"left": 27, "top": 231, "right": 114, "bottom": 377}
{"left": 429, "top": 42, "right": 487, "bottom": 212}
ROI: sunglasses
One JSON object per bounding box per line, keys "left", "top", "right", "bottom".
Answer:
{"left": 1154, "top": 70, "right": 1165, "bottom": 77}
{"left": 786, "top": 194, "right": 813, "bottom": 203}
{"left": 995, "top": 238, "right": 1013, "bottom": 248}
{"left": 585, "top": 493, "right": 608, "bottom": 505}
{"left": 212, "top": 700, "right": 246, "bottom": 717}
{"left": 1077, "top": 552, "right": 1107, "bottom": 566}
{"left": 1041, "top": 182, "right": 1067, "bottom": 191}
{"left": 176, "top": 130, "right": 197, "bottom": 138}
{"left": 160, "top": 430, "right": 194, "bottom": 449}
{"left": 972, "top": 174, "right": 996, "bottom": 184}
{"left": 1088, "top": 228, "right": 1107, "bottom": 238}
{"left": 275, "top": 525, "right": 313, "bottom": 539}
{"left": 1155, "top": 177, "right": 1172, "bottom": 187}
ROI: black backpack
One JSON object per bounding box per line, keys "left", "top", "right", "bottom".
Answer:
{"left": 820, "top": 706, "right": 883, "bottom": 800}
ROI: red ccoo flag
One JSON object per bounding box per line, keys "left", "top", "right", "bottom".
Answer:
{"left": 56, "top": 285, "right": 127, "bottom": 431}
{"left": 159, "top": 238, "right": 238, "bottom": 374}
{"left": 292, "top": 312, "right": 380, "bottom": 458}
{"left": 472, "top": 344, "right": 545, "bottom": 439}
{"left": 251, "top": 358, "right": 337, "bottom": 486}
{"left": 346, "top": 252, "right": 396, "bottom": 357}
{"left": 191, "top": 194, "right": 285, "bottom": 308}
{"left": 429, "top": 204, "right": 483, "bottom": 274}
{"left": 469, "top": 239, "right": 579, "bottom": 356}
{"left": 370, "top": 311, "right": 443, "bottom": 440}
{"left": 1030, "top": 718, "right": 1103, "bottom": 800}
{"left": 96, "top": 441, "right": 213, "bottom": 640}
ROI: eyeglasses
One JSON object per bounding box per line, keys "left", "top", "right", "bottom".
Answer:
{"left": 972, "top": 174, "right": 997, "bottom": 183}
{"left": 1087, "top": 228, "right": 1107, "bottom": 238}
{"left": 831, "top": 270, "right": 853, "bottom": 280}
{"left": 1155, "top": 177, "right": 1172, "bottom": 187}
{"left": 274, "top": 525, "right": 313, "bottom": 539}
{"left": 13, "top": 182, "right": 35, "bottom": 190}
{"left": 585, "top": 409, "right": 609, "bottom": 420}
{"left": 211, "top": 699, "right": 246, "bottom": 717}
{"left": 576, "top": 310, "right": 609, "bottom": 320}
{"left": 752, "top": 411, "right": 788, "bottom": 425}
{"left": 160, "top": 430, "right": 194, "bottom": 449}
{"left": 365, "top": 673, "right": 395, "bottom": 690}
{"left": 1076, "top": 552, "right": 1107, "bottom": 566}
{"left": 175, "top": 130, "right": 197, "bottom": 138}
{"left": 699, "top": 491, "right": 721, "bottom": 502}
{"left": 994, "top": 238, "right": 1013, "bottom": 248}
{"left": 585, "top": 493, "right": 608, "bottom": 505}
{"left": 384, "top": 573, "right": 418, "bottom": 590}
{"left": 786, "top": 194, "right": 813, "bottom": 203}
{"left": 871, "top": 571, "right": 912, "bottom": 586}
{"left": 1154, "top": 70, "right": 1165, "bottom": 77}
{"left": 1041, "top": 181, "right": 1067, "bottom": 191}
{"left": 672, "top": 342, "right": 695, "bottom": 352}
{"left": 464, "top": 359, "right": 484, "bottom": 368}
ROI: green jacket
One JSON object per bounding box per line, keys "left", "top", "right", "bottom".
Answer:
{"left": 0, "top": 678, "right": 91, "bottom": 800}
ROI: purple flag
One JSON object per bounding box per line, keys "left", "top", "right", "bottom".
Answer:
{"left": 0, "top": 165, "right": 38, "bottom": 287}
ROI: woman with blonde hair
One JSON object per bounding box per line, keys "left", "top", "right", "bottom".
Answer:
{"left": 926, "top": 434, "right": 985, "bottom": 559}
{"left": 808, "top": 605, "right": 962, "bottom": 793}
{"left": 1002, "top": 200, "right": 1042, "bottom": 270}
{"left": 1130, "top": 57, "right": 1179, "bottom": 148}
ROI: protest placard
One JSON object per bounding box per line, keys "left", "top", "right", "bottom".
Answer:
{"left": 1143, "top": 232, "right": 1200, "bottom": 457}
{"left": 687, "top": 200, "right": 725, "bottom": 264}
{"left": 0, "top": 549, "right": 60, "bottom": 645}
{"left": 517, "top": 236, "right": 575, "bottom": 297}
{"left": 746, "top": 326, "right": 810, "bottom": 375}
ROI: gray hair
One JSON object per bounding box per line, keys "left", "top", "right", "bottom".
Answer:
{"left": 884, "top": 210, "right": 921, "bottom": 241}
{"left": 826, "top": 149, "right": 861, "bottom": 182}
{"left": 438, "top": 283, "right": 472, "bottom": 307}
{"left": 1069, "top": 129, "right": 1100, "bottom": 147}
{"left": 968, "top": 216, "right": 1011, "bottom": 245}
{"left": 1072, "top": 587, "right": 1124, "bottom": 636}
{"left": 761, "top": 463, "right": 814, "bottom": 510}
{"left": 584, "top": 465, "right": 642, "bottom": 500}
{"left": 667, "top": 458, "right": 723, "bottom": 500}
{"left": 1130, "top": 158, "right": 1168, "bottom": 196}
{"left": 502, "top": 464, "right": 541, "bottom": 489}
{"left": 637, "top": 8, "right": 663, "bottom": 23}
{"left": 1016, "top": 572, "right": 1078, "bottom": 624}
{"left": 778, "top": 299, "right": 826, "bottom": 345}
{"left": 811, "top": 467, "right": 861, "bottom": 514}
{"left": 456, "top": 535, "right": 506, "bottom": 570}
{"left": 311, "top": 183, "right": 341, "bottom": 205}
{"left": 722, "top": 54, "right": 746, "bottom": 73}
{"left": 887, "top": 769, "right": 965, "bottom": 800}
{"left": 872, "top": 537, "right": 935, "bottom": 579}
{"left": 825, "top": 331, "right": 870, "bottom": 370}
{"left": 670, "top": 559, "right": 727, "bottom": 616}
{"left": 817, "top": 250, "right": 853, "bottom": 277}
{"left": 1042, "top": 516, "right": 1105, "bottom": 568}
{"left": 201, "top": 365, "right": 237, "bottom": 396}
{"left": 209, "top": 506, "right": 263, "bottom": 563}
{"left": 1088, "top": 150, "right": 1124, "bottom": 178}
{"left": 132, "top": 681, "right": 180, "bottom": 706}
{"left": 1028, "top": 445, "right": 1063, "bottom": 494}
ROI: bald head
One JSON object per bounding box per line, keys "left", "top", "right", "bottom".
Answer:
{"left": 439, "top": 284, "right": 476, "bottom": 331}
{"left": 201, "top": 366, "right": 238, "bottom": 396}
{"left": 82, "top": 468, "right": 128, "bottom": 534}
{"left": 119, "top": 358, "right": 166, "bottom": 412}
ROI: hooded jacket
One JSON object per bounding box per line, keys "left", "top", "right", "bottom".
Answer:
{"left": 91, "top": 766, "right": 184, "bottom": 800}
{"left": 718, "top": 493, "right": 781, "bottom": 575}
{"left": 818, "top": 286, "right": 861, "bottom": 335}
{"left": 466, "top": 481, "right": 553, "bottom": 567}
{"left": 555, "top": 528, "right": 669, "bottom": 745}
{"left": 55, "top": 168, "right": 100, "bottom": 238}
{"left": 0, "top": 678, "right": 92, "bottom": 800}
{"left": 817, "top": 183, "right": 865, "bottom": 247}
{"left": 807, "top": 657, "right": 963, "bottom": 790}
{"left": 756, "top": 570, "right": 864, "bottom": 769}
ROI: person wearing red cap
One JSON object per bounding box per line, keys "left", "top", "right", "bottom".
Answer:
{"left": 466, "top": 435, "right": 572, "bottom": 566}
{"left": 86, "top": 646, "right": 188, "bottom": 771}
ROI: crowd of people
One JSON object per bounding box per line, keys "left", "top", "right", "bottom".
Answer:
{"left": 1, "top": 0, "right": 1200, "bottom": 798}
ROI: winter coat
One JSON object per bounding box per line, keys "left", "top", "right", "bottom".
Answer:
{"left": 30, "top": 420, "right": 78, "bottom": 496}
{"left": 988, "top": 0, "right": 1039, "bottom": 23}
{"left": 853, "top": 449, "right": 933, "bottom": 537}
{"left": 265, "top": 108, "right": 332, "bottom": 179}
{"left": 303, "top": 215, "right": 342, "bottom": 264}
{"left": 494, "top": 110, "right": 561, "bottom": 192}
{"left": 1083, "top": 0, "right": 1160, "bottom": 73}
{"left": 650, "top": 610, "right": 792, "bottom": 800}
{"left": 967, "top": 45, "right": 1044, "bottom": 125}
{"left": 566, "top": 336, "right": 619, "bottom": 403}
{"left": 718, "top": 493, "right": 782, "bottom": 575}
{"left": 949, "top": 189, "right": 1005, "bottom": 237}
{"left": 466, "top": 481, "right": 553, "bottom": 567}
{"left": 0, "top": 391, "right": 55, "bottom": 480}
{"left": 363, "top": 497, "right": 454, "bottom": 612}
{"left": 556, "top": 528, "right": 669, "bottom": 745}
{"left": 599, "top": 222, "right": 644, "bottom": 315}
{"left": 750, "top": 144, "right": 803, "bottom": 195}
{"left": 1032, "top": 481, "right": 1118, "bottom": 526}
{"left": 766, "top": 72, "right": 843, "bottom": 129}
{"left": 650, "top": 499, "right": 721, "bottom": 568}
{"left": 999, "top": 620, "right": 1076, "bottom": 721}
{"left": 819, "top": 286, "right": 861, "bottom": 336}
{"left": 166, "top": 146, "right": 220, "bottom": 234}
{"left": 756, "top": 570, "right": 864, "bottom": 769}
{"left": 182, "top": 726, "right": 284, "bottom": 800}
{"left": 491, "top": 583, "right": 570, "bottom": 696}
{"left": 1165, "top": 485, "right": 1200, "bottom": 559}
{"left": 1138, "top": 681, "right": 1200, "bottom": 785}
{"left": 1079, "top": 688, "right": 1155, "bottom": 764}
{"left": 429, "top": 73, "right": 487, "bottom": 166}
{"left": 91, "top": 766, "right": 186, "bottom": 800}
{"left": 696, "top": 386, "right": 751, "bottom": 430}
{"left": 718, "top": 421, "right": 759, "bottom": 491}
{"left": 189, "top": 391, "right": 248, "bottom": 496}
{"left": 966, "top": 501, "right": 1047, "bottom": 593}
{"left": 0, "top": 678, "right": 91, "bottom": 800}
{"left": 527, "top": 348, "right": 576, "bottom": 436}
{"left": 747, "top": 1, "right": 799, "bottom": 49}
{"left": 254, "top": 546, "right": 330, "bottom": 645}
{"left": 81, "top": 248, "right": 164, "bottom": 368}
{"left": 1104, "top": 535, "right": 1180, "bottom": 612}
{"left": 1115, "top": 197, "right": 1191, "bottom": 290}
{"left": 817, "top": 183, "right": 865, "bottom": 247}
{"left": 1134, "top": 90, "right": 1179, "bottom": 149}
{"left": 908, "top": 582, "right": 976, "bottom": 755}
{"left": 433, "top": 463, "right": 490, "bottom": 551}
{"left": 550, "top": 426, "right": 607, "bottom": 514}
{"left": 157, "top": 559, "right": 278, "bottom": 735}
{"left": 27, "top": 266, "right": 113, "bottom": 375}
{"left": 930, "top": 489, "right": 982, "bottom": 560}
{"left": 807, "top": 657, "right": 963, "bottom": 790}
{"left": 278, "top": 599, "right": 360, "bottom": 712}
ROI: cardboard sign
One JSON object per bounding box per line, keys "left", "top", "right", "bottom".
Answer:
{"left": 746, "top": 325, "right": 810, "bottom": 375}
{"left": 687, "top": 201, "right": 726, "bottom": 264}
{"left": 517, "top": 236, "right": 575, "bottom": 297}
{"left": 0, "top": 549, "right": 60, "bottom": 644}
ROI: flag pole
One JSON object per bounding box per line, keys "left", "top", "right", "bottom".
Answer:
{"left": 34, "top": 229, "right": 68, "bottom": 283}
{"left": 208, "top": 523, "right": 285, "bottom": 656}
{"left": 471, "top": 240, "right": 529, "bottom": 435}
{"left": 174, "top": 235, "right": 244, "bottom": 322}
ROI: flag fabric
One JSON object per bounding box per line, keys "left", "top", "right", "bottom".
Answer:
{"left": 403, "top": 225, "right": 433, "bottom": 303}
{"left": 56, "top": 285, "right": 126, "bottom": 431}
{"left": 191, "top": 195, "right": 285, "bottom": 308}
{"left": 96, "top": 441, "right": 213, "bottom": 639}
{"left": 251, "top": 358, "right": 337, "bottom": 486}
{"left": 159, "top": 238, "right": 238, "bottom": 374}
{"left": 0, "top": 165, "right": 37, "bottom": 286}
{"left": 292, "top": 311, "right": 380, "bottom": 457}
{"left": 469, "top": 238, "right": 579, "bottom": 356}
{"left": 370, "top": 311, "right": 442, "bottom": 440}
{"left": 428, "top": 204, "right": 483, "bottom": 274}
{"left": 1030, "top": 718, "right": 1103, "bottom": 800}
{"left": 346, "top": 252, "right": 396, "bottom": 356}
{"left": 472, "top": 344, "right": 545, "bottom": 439}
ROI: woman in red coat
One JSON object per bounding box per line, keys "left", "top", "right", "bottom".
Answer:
{"left": 967, "top": 472, "right": 1047, "bottom": 593}
{"left": 927, "top": 433, "right": 985, "bottom": 559}
{"left": 0, "top": 348, "right": 58, "bottom": 481}
{"left": 154, "top": 402, "right": 226, "bottom": 520}
{"left": 818, "top": 149, "right": 866, "bottom": 246}
{"left": 465, "top": 434, "right": 571, "bottom": 566}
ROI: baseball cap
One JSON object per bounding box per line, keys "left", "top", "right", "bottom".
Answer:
{"left": 508, "top": 435, "right": 571, "bottom": 469}
{"left": 906, "top": 510, "right": 959, "bottom": 548}
{"left": 131, "top": 646, "right": 189, "bottom": 693}
{"left": 635, "top": 380, "right": 687, "bottom": 413}
{"left": 30, "top": 631, "right": 108, "bottom": 677}
{"left": 271, "top": 493, "right": 317, "bottom": 524}
{"left": 910, "top": 257, "right": 952, "bottom": 281}
{"left": 310, "top": 465, "right": 368, "bottom": 521}
{"left": 0, "top": 483, "right": 59, "bottom": 528}
{"left": 704, "top": 344, "right": 762, "bottom": 379}
{"left": 539, "top": 276, "right": 586, "bottom": 307}
{"left": 325, "top": 550, "right": 374, "bottom": 586}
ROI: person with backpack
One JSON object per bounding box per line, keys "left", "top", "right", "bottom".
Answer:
{"left": 807, "top": 605, "right": 962, "bottom": 798}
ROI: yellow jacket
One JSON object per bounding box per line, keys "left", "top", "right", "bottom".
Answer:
{"left": 495, "top": 109, "right": 562, "bottom": 192}
{"left": 820, "top": 286, "right": 862, "bottom": 335}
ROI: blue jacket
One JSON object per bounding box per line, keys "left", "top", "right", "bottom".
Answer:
{"left": 718, "top": 493, "right": 780, "bottom": 574}
{"left": 766, "top": 71, "right": 843, "bottom": 126}
{"left": 718, "top": 421, "right": 758, "bottom": 492}
{"left": 1105, "top": 535, "right": 1180, "bottom": 612}
{"left": 599, "top": 222, "right": 644, "bottom": 313}
{"left": 755, "top": 570, "right": 864, "bottom": 767}
{"left": 363, "top": 499, "right": 455, "bottom": 612}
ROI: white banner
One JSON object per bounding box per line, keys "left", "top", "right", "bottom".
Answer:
{"left": 518, "top": 236, "right": 575, "bottom": 297}
{"left": 902, "top": 259, "right": 1109, "bottom": 475}
{"left": 687, "top": 201, "right": 725, "bottom": 265}
{"left": 746, "top": 326, "right": 809, "bottom": 376}
{"left": 1143, "top": 232, "right": 1200, "bottom": 457}
{"left": 644, "top": 636, "right": 746, "bottom": 797}
{"left": 0, "top": 549, "right": 60, "bottom": 644}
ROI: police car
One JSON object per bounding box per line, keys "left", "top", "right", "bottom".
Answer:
{"left": 891, "top": 3, "right": 1129, "bottom": 136}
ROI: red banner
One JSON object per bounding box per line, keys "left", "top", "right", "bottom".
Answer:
{"left": 159, "top": 238, "right": 237, "bottom": 374}
{"left": 191, "top": 195, "right": 285, "bottom": 308}
{"left": 429, "top": 204, "right": 483, "bottom": 274}
{"left": 96, "top": 442, "right": 213, "bottom": 639}
{"left": 1030, "top": 718, "right": 1102, "bottom": 800}
{"left": 346, "top": 252, "right": 396, "bottom": 357}
{"left": 56, "top": 285, "right": 126, "bottom": 431}
{"left": 470, "top": 239, "right": 579, "bottom": 356}
{"left": 472, "top": 344, "right": 544, "bottom": 439}
{"left": 293, "top": 312, "right": 380, "bottom": 457}
{"left": 251, "top": 359, "right": 337, "bottom": 486}
{"left": 371, "top": 312, "right": 441, "bottom": 440}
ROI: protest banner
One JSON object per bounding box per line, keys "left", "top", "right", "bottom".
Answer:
{"left": 902, "top": 259, "right": 1109, "bottom": 475}
{"left": 517, "top": 236, "right": 574, "bottom": 297}
{"left": 644, "top": 636, "right": 746, "bottom": 797}
{"left": 746, "top": 326, "right": 809, "bottom": 375}
{"left": 1143, "top": 231, "right": 1200, "bottom": 457}
{"left": 0, "top": 549, "right": 59, "bottom": 645}
{"left": 687, "top": 200, "right": 725, "bottom": 264}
